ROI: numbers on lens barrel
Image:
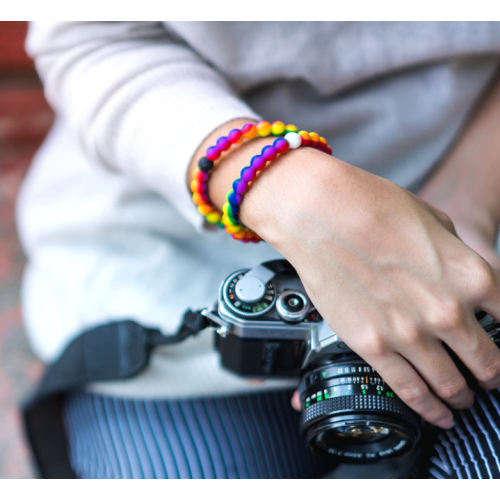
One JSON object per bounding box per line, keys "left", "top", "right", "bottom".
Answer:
{"left": 304, "top": 364, "right": 395, "bottom": 408}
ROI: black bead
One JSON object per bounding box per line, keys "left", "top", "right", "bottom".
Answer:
{"left": 198, "top": 156, "right": 214, "bottom": 172}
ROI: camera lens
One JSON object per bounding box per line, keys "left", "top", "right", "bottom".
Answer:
{"left": 299, "top": 359, "right": 420, "bottom": 463}
{"left": 276, "top": 290, "right": 309, "bottom": 322}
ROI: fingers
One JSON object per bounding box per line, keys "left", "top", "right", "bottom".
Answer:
{"left": 291, "top": 390, "right": 301, "bottom": 411}
{"left": 444, "top": 318, "right": 500, "bottom": 391}
{"left": 398, "top": 339, "right": 474, "bottom": 410}
{"left": 368, "top": 353, "right": 454, "bottom": 428}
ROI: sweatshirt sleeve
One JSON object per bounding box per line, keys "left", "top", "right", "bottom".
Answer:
{"left": 26, "top": 22, "right": 260, "bottom": 227}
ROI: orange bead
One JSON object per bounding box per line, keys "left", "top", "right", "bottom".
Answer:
{"left": 226, "top": 224, "right": 243, "bottom": 234}
{"left": 242, "top": 124, "right": 257, "bottom": 139}
{"left": 309, "top": 132, "right": 320, "bottom": 143}
{"left": 198, "top": 204, "right": 214, "bottom": 215}
{"left": 319, "top": 136, "right": 328, "bottom": 145}
{"left": 232, "top": 230, "right": 246, "bottom": 240}
{"left": 190, "top": 179, "right": 204, "bottom": 193}
{"left": 192, "top": 192, "right": 208, "bottom": 205}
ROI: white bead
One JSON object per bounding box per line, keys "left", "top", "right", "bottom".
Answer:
{"left": 284, "top": 132, "right": 301, "bottom": 149}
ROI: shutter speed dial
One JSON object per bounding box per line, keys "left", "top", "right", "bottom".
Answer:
{"left": 223, "top": 270, "right": 276, "bottom": 318}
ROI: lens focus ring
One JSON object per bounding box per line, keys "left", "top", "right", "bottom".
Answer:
{"left": 300, "top": 394, "right": 417, "bottom": 429}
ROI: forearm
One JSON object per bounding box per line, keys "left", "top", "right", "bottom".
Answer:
{"left": 420, "top": 69, "right": 500, "bottom": 230}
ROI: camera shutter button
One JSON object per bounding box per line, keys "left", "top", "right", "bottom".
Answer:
{"left": 235, "top": 276, "right": 266, "bottom": 303}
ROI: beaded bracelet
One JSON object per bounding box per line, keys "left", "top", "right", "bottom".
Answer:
{"left": 190, "top": 120, "right": 331, "bottom": 228}
{"left": 222, "top": 131, "right": 332, "bottom": 243}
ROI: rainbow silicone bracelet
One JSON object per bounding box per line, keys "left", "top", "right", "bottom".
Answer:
{"left": 190, "top": 121, "right": 331, "bottom": 228}
{"left": 222, "top": 131, "right": 332, "bottom": 243}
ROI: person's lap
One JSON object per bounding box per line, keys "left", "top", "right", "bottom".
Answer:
{"left": 61, "top": 387, "right": 500, "bottom": 479}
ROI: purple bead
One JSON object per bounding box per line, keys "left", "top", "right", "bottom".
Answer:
{"left": 250, "top": 155, "right": 266, "bottom": 170}
{"left": 217, "top": 136, "right": 230, "bottom": 152}
{"left": 233, "top": 179, "right": 248, "bottom": 194}
{"left": 241, "top": 166, "right": 257, "bottom": 183}
{"left": 262, "top": 145, "right": 278, "bottom": 161}
{"left": 228, "top": 191, "right": 242, "bottom": 205}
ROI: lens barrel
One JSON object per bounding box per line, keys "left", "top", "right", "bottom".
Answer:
{"left": 299, "top": 358, "right": 421, "bottom": 463}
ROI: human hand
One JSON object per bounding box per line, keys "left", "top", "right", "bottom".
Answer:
{"left": 240, "top": 149, "right": 500, "bottom": 429}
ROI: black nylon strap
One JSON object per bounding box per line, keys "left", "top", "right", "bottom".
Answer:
{"left": 21, "top": 310, "right": 209, "bottom": 479}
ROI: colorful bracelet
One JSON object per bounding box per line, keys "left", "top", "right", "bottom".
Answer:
{"left": 222, "top": 131, "right": 332, "bottom": 243}
{"left": 190, "top": 120, "right": 330, "bottom": 228}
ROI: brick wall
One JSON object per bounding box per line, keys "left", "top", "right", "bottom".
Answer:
{"left": 0, "top": 21, "right": 54, "bottom": 165}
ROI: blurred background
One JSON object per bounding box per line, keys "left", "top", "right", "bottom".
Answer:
{"left": 0, "top": 21, "right": 53, "bottom": 478}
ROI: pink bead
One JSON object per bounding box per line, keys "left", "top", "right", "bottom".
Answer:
{"left": 206, "top": 146, "right": 221, "bottom": 161}
{"left": 217, "top": 137, "right": 230, "bottom": 151}
{"left": 262, "top": 146, "right": 278, "bottom": 161}
{"left": 228, "top": 129, "right": 243, "bottom": 144}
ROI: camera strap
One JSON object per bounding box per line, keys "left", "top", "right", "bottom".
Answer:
{"left": 21, "top": 309, "right": 210, "bottom": 479}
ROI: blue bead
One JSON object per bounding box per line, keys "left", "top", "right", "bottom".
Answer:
{"left": 228, "top": 191, "right": 242, "bottom": 205}
{"left": 230, "top": 203, "right": 240, "bottom": 215}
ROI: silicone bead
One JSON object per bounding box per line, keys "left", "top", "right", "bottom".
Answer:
{"left": 228, "top": 203, "right": 239, "bottom": 216}
{"left": 326, "top": 145, "right": 332, "bottom": 155}
{"left": 271, "top": 121, "right": 286, "bottom": 136}
{"left": 242, "top": 123, "right": 257, "bottom": 139}
{"left": 241, "top": 166, "right": 257, "bottom": 182}
{"left": 222, "top": 213, "right": 239, "bottom": 226}
{"left": 198, "top": 156, "right": 214, "bottom": 173}
{"left": 195, "top": 169, "right": 209, "bottom": 182}
{"left": 234, "top": 178, "right": 248, "bottom": 194}
{"left": 227, "top": 191, "right": 243, "bottom": 205}
{"left": 320, "top": 136, "right": 328, "bottom": 145}
{"left": 285, "top": 124, "right": 298, "bottom": 133}
{"left": 226, "top": 224, "right": 243, "bottom": 234}
{"left": 206, "top": 212, "right": 222, "bottom": 224}
{"left": 309, "top": 132, "right": 320, "bottom": 147}
{"left": 299, "top": 131, "right": 311, "bottom": 147}
{"left": 190, "top": 179, "right": 206, "bottom": 193}
{"left": 232, "top": 230, "right": 246, "bottom": 240}
{"left": 262, "top": 145, "right": 278, "bottom": 161}
{"left": 273, "top": 137, "right": 290, "bottom": 154}
{"left": 228, "top": 129, "right": 243, "bottom": 144}
{"left": 198, "top": 204, "right": 214, "bottom": 215}
{"left": 256, "top": 120, "right": 272, "bottom": 137}
{"left": 222, "top": 202, "right": 230, "bottom": 215}
{"left": 250, "top": 155, "right": 266, "bottom": 171}
{"left": 217, "top": 137, "right": 231, "bottom": 152}
{"left": 284, "top": 132, "right": 302, "bottom": 149}
{"left": 206, "top": 146, "right": 221, "bottom": 161}
{"left": 192, "top": 192, "right": 209, "bottom": 205}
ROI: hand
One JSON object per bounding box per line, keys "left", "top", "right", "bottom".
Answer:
{"left": 240, "top": 149, "right": 500, "bottom": 429}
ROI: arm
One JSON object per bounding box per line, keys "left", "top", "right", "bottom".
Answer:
{"left": 420, "top": 69, "right": 500, "bottom": 269}
{"left": 26, "top": 22, "right": 259, "bottom": 227}
{"left": 193, "top": 119, "right": 500, "bottom": 429}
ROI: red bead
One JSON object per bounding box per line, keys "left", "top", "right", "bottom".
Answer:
{"left": 206, "top": 146, "right": 221, "bottom": 161}
{"left": 326, "top": 145, "right": 332, "bottom": 155}
{"left": 228, "top": 129, "right": 243, "bottom": 144}
{"left": 195, "top": 169, "right": 209, "bottom": 182}
{"left": 216, "top": 137, "right": 231, "bottom": 151}
{"left": 274, "top": 138, "right": 290, "bottom": 153}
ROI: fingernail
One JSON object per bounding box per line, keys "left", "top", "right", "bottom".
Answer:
{"left": 436, "top": 416, "right": 454, "bottom": 429}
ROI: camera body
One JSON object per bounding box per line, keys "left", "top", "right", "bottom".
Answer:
{"left": 205, "top": 259, "right": 500, "bottom": 465}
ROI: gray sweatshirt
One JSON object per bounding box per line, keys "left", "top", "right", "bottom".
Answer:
{"left": 18, "top": 21, "right": 500, "bottom": 398}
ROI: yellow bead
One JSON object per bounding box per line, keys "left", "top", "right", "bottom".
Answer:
{"left": 222, "top": 214, "right": 233, "bottom": 226}
{"left": 222, "top": 202, "right": 230, "bottom": 215}
{"left": 198, "top": 204, "right": 213, "bottom": 215}
{"left": 206, "top": 211, "right": 222, "bottom": 224}
{"left": 257, "top": 120, "right": 271, "bottom": 137}
{"left": 320, "top": 136, "right": 328, "bottom": 145}
{"left": 309, "top": 132, "right": 320, "bottom": 142}
{"left": 285, "top": 124, "right": 298, "bottom": 132}
{"left": 226, "top": 224, "right": 243, "bottom": 234}
{"left": 271, "top": 121, "right": 286, "bottom": 136}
